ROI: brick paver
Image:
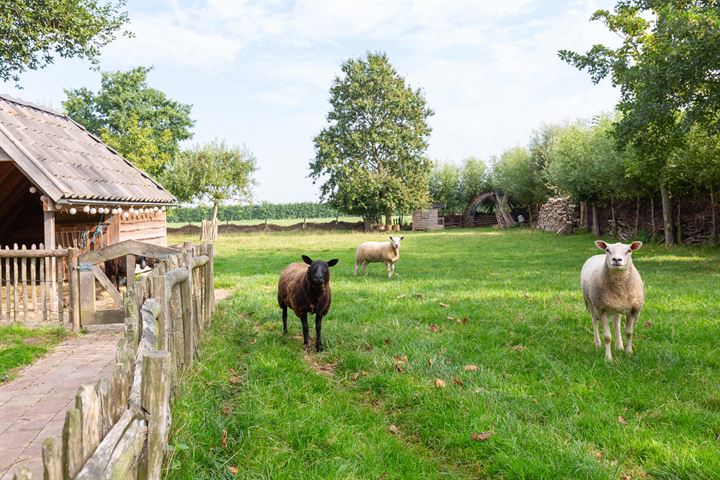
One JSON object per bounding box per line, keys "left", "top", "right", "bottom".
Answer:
{"left": 0, "top": 325, "right": 122, "bottom": 479}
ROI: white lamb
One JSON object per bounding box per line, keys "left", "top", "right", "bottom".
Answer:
{"left": 354, "top": 236, "right": 404, "bottom": 278}
{"left": 581, "top": 240, "right": 645, "bottom": 362}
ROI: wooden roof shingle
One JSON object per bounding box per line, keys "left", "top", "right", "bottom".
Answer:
{"left": 0, "top": 94, "right": 175, "bottom": 205}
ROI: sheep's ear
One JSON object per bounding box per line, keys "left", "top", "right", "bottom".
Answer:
{"left": 389, "top": 236, "right": 394, "bottom": 241}
{"left": 594, "top": 240, "right": 608, "bottom": 250}
{"left": 327, "top": 259, "right": 339, "bottom": 267}
{"left": 630, "top": 241, "right": 643, "bottom": 251}
{"left": 301, "top": 255, "right": 313, "bottom": 265}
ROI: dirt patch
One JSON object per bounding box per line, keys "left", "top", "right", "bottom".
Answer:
{"left": 215, "top": 288, "right": 234, "bottom": 303}
{"left": 303, "top": 352, "right": 336, "bottom": 376}
{"left": 23, "top": 337, "right": 42, "bottom": 346}
{"left": 167, "top": 220, "right": 365, "bottom": 235}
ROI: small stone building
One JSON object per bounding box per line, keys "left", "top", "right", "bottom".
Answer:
{"left": 0, "top": 94, "right": 175, "bottom": 251}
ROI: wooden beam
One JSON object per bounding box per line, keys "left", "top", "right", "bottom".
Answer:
{"left": 92, "top": 265, "right": 123, "bottom": 306}
{"left": 79, "top": 240, "right": 179, "bottom": 264}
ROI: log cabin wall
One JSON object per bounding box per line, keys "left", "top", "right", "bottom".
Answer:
{"left": 119, "top": 211, "right": 167, "bottom": 246}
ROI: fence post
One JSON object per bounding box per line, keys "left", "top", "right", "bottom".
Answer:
{"left": 140, "top": 351, "right": 171, "bottom": 480}
{"left": 68, "top": 248, "right": 81, "bottom": 332}
{"left": 79, "top": 263, "right": 95, "bottom": 325}
{"left": 152, "top": 272, "right": 167, "bottom": 351}
{"left": 41, "top": 437, "right": 62, "bottom": 480}
{"left": 62, "top": 408, "right": 83, "bottom": 480}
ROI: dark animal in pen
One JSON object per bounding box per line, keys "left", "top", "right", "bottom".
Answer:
{"left": 104, "top": 256, "right": 158, "bottom": 290}
{"left": 277, "top": 255, "right": 338, "bottom": 352}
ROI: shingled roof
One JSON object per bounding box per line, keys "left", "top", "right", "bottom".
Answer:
{"left": 0, "top": 94, "right": 175, "bottom": 205}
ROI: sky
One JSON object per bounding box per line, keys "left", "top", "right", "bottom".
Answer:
{"left": 2, "top": 0, "right": 620, "bottom": 203}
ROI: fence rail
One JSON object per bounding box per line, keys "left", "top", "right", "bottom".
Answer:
{"left": 11, "top": 241, "right": 215, "bottom": 480}
{"left": 0, "top": 244, "right": 80, "bottom": 329}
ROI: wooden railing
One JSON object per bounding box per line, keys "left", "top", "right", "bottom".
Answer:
{"left": 0, "top": 244, "right": 80, "bottom": 330}
{"left": 10, "top": 242, "right": 215, "bottom": 480}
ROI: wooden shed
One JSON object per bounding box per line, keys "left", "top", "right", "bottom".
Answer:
{"left": 0, "top": 94, "right": 175, "bottom": 252}
{"left": 412, "top": 204, "right": 445, "bottom": 231}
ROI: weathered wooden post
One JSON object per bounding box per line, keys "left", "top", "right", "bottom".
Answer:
{"left": 125, "top": 254, "right": 135, "bottom": 292}
{"left": 79, "top": 262, "right": 96, "bottom": 325}
{"left": 207, "top": 242, "right": 215, "bottom": 316}
{"left": 41, "top": 437, "right": 62, "bottom": 480}
{"left": 140, "top": 351, "right": 171, "bottom": 480}
{"left": 68, "top": 248, "right": 81, "bottom": 332}
{"left": 152, "top": 271, "right": 167, "bottom": 351}
{"left": 62, "top": 408, "right": 83, "bottom": 479}
{"left": 181, "top": 246, "right": 195, "bottom": 364}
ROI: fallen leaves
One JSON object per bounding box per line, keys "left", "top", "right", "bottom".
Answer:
{"left": 395, "top": 364, "right": 404, "bottom": 373}
{"left": 229, "top": 375, "right": 240, "bottom": 385}
{"left": 393, "top": 355, "right": 408, "bottom": 364}
{"left": 388, "top": 424, "right": 400, "bottom": 435}
{"left": 221, "top": 429, "right": 228, "bottom": 449}
{"left": 509, "top": 345, "right": 526, "bottom": 352}
{"left": 221, "top": 405, "right": 232, "bottom": 415}
{"left": 463, "top": 364, "right": 479, "bottom": 372}
{"left": 439, "top": 303, "right": 450, "bottom": 308}
{"left": 471, "top": 431, "right": 493, "bottom": 441}
{"left": 352, "top": 371, "right": 367, "bottom": 381}
{"left": 644, "top": 320, "right": 653, "bottom": 328}
{"left": 250, "top": 338, "right": 257, "bottom": 345}
{"left": 618, "top": 415, "right": 628, "bottom": 426}
{"left": 228, "top": 466, "right": 239, "bottom": 475}
{"left": 383, "top": 338, "right": 392, "bottom": 345}
{"left": 430, "top": 324, "right": 440, "bottom": 333}
{"left": 435, "top": 378, "right": 446, "bottom": 388}
{"left": 453, "top": 377, "right": 464, "bottom": 387}
{"left": 427, "top": 358, "right": 434, "bottom": 367}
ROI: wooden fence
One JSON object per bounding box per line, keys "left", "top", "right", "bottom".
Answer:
{"left": 200, "top": 218, "right": 218, "bottom": 241}
{"left": 11, "top": 242, "right": 215, "bottom": 480}
{"left": 0, "top": 244, "right": 80, "bottom": 329}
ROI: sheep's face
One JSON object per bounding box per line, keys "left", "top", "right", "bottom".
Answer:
{"left": 389, "top": 236, "right": 404, "bottom": 250}
{"left": 595, "top": 240, "right": 642, "bottom": 271}
{"left": 302, "top": 255, "right": 339, "bottom": 286}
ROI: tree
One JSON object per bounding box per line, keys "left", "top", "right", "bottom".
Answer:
{"left": 492, "top": 147, "right": 537, "bottom": 224}
{"left": 63, "top": 66, "right": 194, "bottom": 176}
{"left": 0, "top": 0, "right": 129, "bottom": 84}
{"left": 162, "top": 141, "right": 257, "bottom": 222}
{"left": 459, "top": 156, "right": 489, "bottom": 206}
{"left": 429, "top": 162, "right": 462, "bottom": 214}
{"left": 559, "top": 0, "right": 720, "bottom": 245}
{"left": 310, "top": 52, "right": 434, "bottom": 229}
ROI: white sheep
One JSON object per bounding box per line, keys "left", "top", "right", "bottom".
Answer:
{"left": 581, "top": 240, "right": 645, "bottom": 361}
{"left": 354, "top": 236, "right": 404, "bottom": 278}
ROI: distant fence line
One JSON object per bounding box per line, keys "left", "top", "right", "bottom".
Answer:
{"left": 168, "top": 203, "right": 340, "bottom": 223}
{"left": 11, "top": 242, "right": 215, "bottom": 480}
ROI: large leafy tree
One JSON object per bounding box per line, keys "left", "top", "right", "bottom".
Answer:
{"left": 63, "top": 66, "right": 194, "bottom": 176}
{"left": 0, "top": 0, "right": 129, "bottom": 84}
{"left": 559, "top": 0, "right": 720, "bottom": 245}
{"left": 310, "top": 52, "right": 434, "bottom": 229}
{"left": 429, "top": 162, "right": 462, "bottom": 215}
{"left": 459, "top": 156, "right": 490, "bottom": 206}
{"left": 162, "top": 141, "right": 257, "bottom": 222}
{"left": 492, "top": 147, "right": 541, "bottom": 223}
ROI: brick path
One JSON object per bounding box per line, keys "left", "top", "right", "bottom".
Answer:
{"left": 0, "top": 326, "right": 122, "bottom": 479}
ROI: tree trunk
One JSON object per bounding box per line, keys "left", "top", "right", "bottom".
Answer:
{"left": 711, "top": 187, "right": 717, "bottom": 244}
{"left": 494, "top": 193, "right": 515, "bottom": 228}
{"left": 578, "top": 201, "right": 587, "bottom": 231}
{"left": 363, "top": 216, "right": 372, "bottom": 232}
{"left": 650, "top": 197, "right": 656, "bottom": 242}
{"left": 385, "top": 211, "right": 392, "bottom": 229}
{"left": 659, "top": 181, "right": 675, "bottom": 246}
{"left": 634, "top": 195, "right": 641, "bottom": 237}
{"left": 211, "top": 202, "right": 219, "bottom": 222}
{"left": 610, "top": 197, "right": 617, "bottom": 238}
{"left": 676, "top": 198, "right": 682, "bottom": 245}
{"left": 591, "top": 203, "right": 600, "bottom": 237}
{"left": 527, "top": 206, "right": 533, "bottom": 227}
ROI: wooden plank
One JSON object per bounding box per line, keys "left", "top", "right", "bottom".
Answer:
{"left": 62, "top": 408, "right": 83, "bottom": 480}
{"left": 57, "top": 256, "right": 64, "bottom": 325}
{"left": 29, "top": 245, "right": 36, "bottom": 319}
{"left": 39, "top": 246, "right": 47, "bottom": 322}
{"left": 41, "top": 437, "right": 62, "bottom": 480}
{"left": 96, "top": 378, "right": 112, "bottom": 437}
{"left": 12, "top": 244, "right": 18, "bottom": 322}
{"left": 181, "top": 259, "right": 195, "bottom": 366}
{"left": 92, "top": 265, "right": 123, "bottom": 306}
{"left": 79, "top": 267, "right": 95, "bottom": 325}
{"left": 103, "top": 418, "right": 146, "bottom": 479}
{"left": 140, "top": 351, "right": 171, "bottom": 480}
{"left": 20, "top": 245, "right": 27, "bottom": 322}
{"left": 76, "top": 384, "right": 103, "bottom": 462}
{"left": 125, "top": 254, "right": 135, "bottom": 292}
{"left": 11, "top": 466, "right": 32, "bottom": 480}
{"left": 74, "top": 409, "right": 138, "bottom": 480}
{"left": 79, "top": 240, "right": 178, "bottom": 265}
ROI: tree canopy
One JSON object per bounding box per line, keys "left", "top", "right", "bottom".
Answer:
{"left": 310, "top": 52, "right": 434, "bottom": 227}
{"left": 63, "top": 66, "right": 194, "bottom": 176}
{"left": 0, "top": 0, "right": 129, "bottom": 84}
{"left": 162, "top": 141, "right": 257, "bottom": 222}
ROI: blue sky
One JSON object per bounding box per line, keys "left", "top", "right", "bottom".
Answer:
{"left": 2, "top": 0, "right": 619, "bottom": 203}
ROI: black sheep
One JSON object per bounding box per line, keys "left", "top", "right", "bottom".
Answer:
{"left": 277, "top": 255, "right": 338, "bottom": 351}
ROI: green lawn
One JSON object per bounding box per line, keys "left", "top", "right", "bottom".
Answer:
{"left": 168, "top": 216, "right": 363, "bottom": 229}
{"left": 164, "top": 229, "right": 720, "bottom": 479}
{"left": 0, "top": 324, "right": 68, "bottom": 382}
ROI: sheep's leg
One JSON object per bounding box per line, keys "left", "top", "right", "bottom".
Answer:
{"left": 354, "top": 260, "right": 359, "bottom": 275}
{"left": 300, "top": 313, "right": 310, "bottom": 349}
{"left": 282, "top": 306, "right": 288, "bottom": 335}
{"left": 600, "top": 314, "right": 613, "bottom": 362}
{"left": 362, "top": 261, "right": 368, "bottom": 275}
{"left": 315, "top": 314, "right": 323, "bottom": 352}
{"left": 386, "top": 262, "right": 393, "bottom": 278}
{"left": 625, "top": 310, "right": 639, "bottom": 355}
{"left": 613, "top": 314, "right": 624, "bottom": 350}
{"left": 592, "top": 315, "right": 601, "bottom": 348}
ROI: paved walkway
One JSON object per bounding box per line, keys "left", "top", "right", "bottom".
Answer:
{"left": 0, "top": 326, "right": 122, "bottom": 479}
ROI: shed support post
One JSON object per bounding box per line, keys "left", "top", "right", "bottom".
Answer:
{"left": 79, "top": 264, "right": 96, "bottom": 325}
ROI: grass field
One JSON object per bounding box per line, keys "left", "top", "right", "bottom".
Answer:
{"left": 164, "top": 228, "right": 720, "bottom": 479}
{"left": 167, "top": 216, "right": 363, "bottom": 229}
{"left": 0, "top": 325, "right": 68, "bottom": 382}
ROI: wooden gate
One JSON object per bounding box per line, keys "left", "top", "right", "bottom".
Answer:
{"left": 78, "top": 240, "right": 180, "bottom": 324}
